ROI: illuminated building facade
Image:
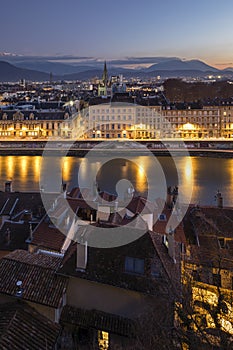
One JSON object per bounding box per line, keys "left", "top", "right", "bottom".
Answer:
{"left": 162, "top": 106, "right": 221, "bottom": 138}
{"left": 0, "top": 108, "right": 73, "bottom": 139}
{"left": 0, "top": 102, "right": 233, "bottom": 140}
{"left": 84, "top": 102, "right": 162, "bottom": 139}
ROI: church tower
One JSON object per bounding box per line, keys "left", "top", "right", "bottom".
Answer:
{"left": 98, "top": 61, "right": 110, "bottom": 97}
{"left": 102, "top": 61, "right": 108, "bottom": 86}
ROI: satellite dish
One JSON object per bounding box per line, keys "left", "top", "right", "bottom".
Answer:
{"left": 16, "top": 280, "right": 23, "bottom": 296}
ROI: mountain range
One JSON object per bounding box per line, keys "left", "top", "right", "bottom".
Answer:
{"left": 0, "top": 56, "right": 233, "bottom": 82}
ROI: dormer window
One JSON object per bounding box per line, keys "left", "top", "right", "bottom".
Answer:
{"left": 13, "top": 111, "right": 24, "bottom": 121}
{"left": 125, "top": 257, "right": 144, "bottom": 275}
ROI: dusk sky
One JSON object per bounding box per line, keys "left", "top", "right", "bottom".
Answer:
{"left": 1, "top": 0, "right": 233, "bottom": 68}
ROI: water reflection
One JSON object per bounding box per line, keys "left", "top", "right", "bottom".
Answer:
{"left": 179, "top": 157, "right": 194, "bottom": 204}
{"left": 20, "top": 157, "right": 28, "bottom": 180}
{"left": 6, "top": 156, "right": 14, "bottom": 180}
{"left": 0, "top": 156, "right": 42, "bottom": 192}
{"left": 0, "top": 155, "right": 232, "bottom": 206}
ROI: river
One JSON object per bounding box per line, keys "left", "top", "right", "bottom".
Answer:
{"left": 0, "top": 155, "right": 232, "bottom": 207}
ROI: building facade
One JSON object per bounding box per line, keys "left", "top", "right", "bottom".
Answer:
{"left": 0, "top": 101, "right": 233, "bottom": 141}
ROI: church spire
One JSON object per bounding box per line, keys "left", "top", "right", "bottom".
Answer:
{"left": 102, "top": 61, "right": 108, "bottom": 85}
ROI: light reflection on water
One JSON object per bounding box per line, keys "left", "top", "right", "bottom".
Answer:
{"left": 0, "top": 155, "right": 232, "bottom": 206}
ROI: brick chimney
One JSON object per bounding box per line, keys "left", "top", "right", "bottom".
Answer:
{"left": 76, "top": 241, "right": 88, "bottom": 271}
{"left": 215, "top": 190, "right": 223, "bottom": 208}
{"left": 5, "top": 181, "right": 12, "bottom": 193}
{"left": 167, "top": 227, "right": 176, "bottom": 263}
{"left": 5, "top": 228, "right": 11, "bottom": 245}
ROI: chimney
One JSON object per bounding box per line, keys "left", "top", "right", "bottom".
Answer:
{"left": 5, "top": 181, "right": 12, "bottom": 193}
{"left": 61, "top": 182, "right": 67, "bottom": 194}
{"left": 215, "top": 190, "right": 223, "bottom": 208}
{"left": 166, "top": 186, "right": 173, "bottom": 208}
{"left": 5, "top": 228, "right": 11, "bottom": 245}
{"left": 114, "top": 201, "right": 118, "bottom": 212}
{"left": 172, "top": 186, "right": 179, "bottom": 205}
{"left": 24, "top": 210, "right": 32, "bottom": 222}
{"left": 76, "top": 241, "right": 88, "bottom": 271}
{"left": 29, "top": 223, "right": 33, "bottom": 241}
{"left": 167, "top": 227, "right": 176, "bottom": 263}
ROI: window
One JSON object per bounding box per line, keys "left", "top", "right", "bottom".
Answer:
{"left": 159, "top": 213, "right": 166, "bottom": 221}
{"left": 98, "top": 330, "right": 109, "bottom": 349}
{"left": 125, "top": 257, "right": 144, "bottom": 274}
{"left": 151, "top": 260, "right": 161, "bottom": 277}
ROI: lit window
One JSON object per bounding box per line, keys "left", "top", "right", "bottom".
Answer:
{"left": 125, "top": 257, "right": 144, "bottom": 274}
{"left": 98, "top": 330, "right": 109, "bottom": 349}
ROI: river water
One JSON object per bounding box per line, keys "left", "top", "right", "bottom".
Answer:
{"left": 0, "top": 155, "right": 232, "bottom": 207}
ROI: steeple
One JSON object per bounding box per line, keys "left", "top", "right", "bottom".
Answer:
{"left": 98, "top": 61, "right": 110, "bottom": 96}
{"left": 102, "top": 61, "right": 108, "bottom": 85}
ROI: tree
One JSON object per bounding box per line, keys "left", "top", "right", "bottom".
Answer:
{"left": 176, "top": 263, "right": 233, "bottom": 350}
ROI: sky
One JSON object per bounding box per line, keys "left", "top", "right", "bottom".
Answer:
{"left": 1, "top": 0, "right": 233, "bottom": 68}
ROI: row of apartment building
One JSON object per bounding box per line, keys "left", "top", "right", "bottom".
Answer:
{"left": 75, "top": 100, "right": 233, "bottom": 140}
{"left": 1, "top": 99, "right": 233, "bottom": 140}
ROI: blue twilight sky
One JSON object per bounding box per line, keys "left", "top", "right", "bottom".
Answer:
{"left": 1, "top": 0, "right": 233, "bottom": 67}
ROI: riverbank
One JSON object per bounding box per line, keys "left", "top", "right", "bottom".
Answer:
{"left": 0, "top": 140, "right": 233, "bottom": 157}
{"left": 0, "top": 147, "right": 232, "bottom": 158}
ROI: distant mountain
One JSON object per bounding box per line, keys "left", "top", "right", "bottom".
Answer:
{"left": 0, "top": 61, "right": 50, "bottom": 82}
{"left": 14, "top": 61, "right": 98, "bottom": 75}
{"left": 142, "top": 69, "right": 220, "bottom": 78}
{"left": 146, "top": 59, "right": 219, "bottom": 72}
{"left": 62, "top": 69, "right": 103, "bottom": 80}
{"left": 62, "top": 67, "right": 138, "bottom": 80}
{"left": 109, "top": 57, "right": 179, "bottom": 65}
{"left": 223, "top": 67, "right": 233, "bottom": 72}
{"left": 0, "top": 58, "right": 231, "bottom": 82}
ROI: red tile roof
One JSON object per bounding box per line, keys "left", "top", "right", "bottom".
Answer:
{"left": 59, "top": 226, "right": 181, "bottom": 297}
{"left": 6, "top": 249, "right": 62, "bottom": 270}
{"left": 153, "top": 208, "right": 186, "bottom": 244}
{"left": 0, "top": 251, "right": 68, "bottom": 308}
{"left": 0, "top": 221, "right": 30, "bottom": 251}
{"left": 126, "top": 196, "right": 156, "bottom": 214}
{"left": 31, "top": 216, "right": 66, "bottom": 252}
{"left": 61, "top": 305, "right": 135, "bottom": 337}
{"left": 0, "top": 302, "right": 60, "bottom": 350}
